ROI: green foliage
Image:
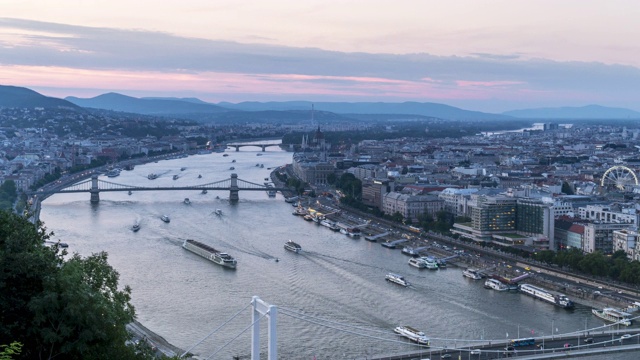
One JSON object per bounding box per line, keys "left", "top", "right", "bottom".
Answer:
{"left": 532, "top": 248, "right": 640, "bottom": 285}
{"left": 335, "top": 173, "right": 361, "bottom": 200}
{"left": 0, "top": 211, "right": 147, "bottom": 360}
{"left": 0, "top": 342, "right": 22, "bottom": 360}
{"left": 0, "top": 180, "right": 17, "bottom": 211}
{"left": 561, "top": 181, "right": 574, "bottom": 195}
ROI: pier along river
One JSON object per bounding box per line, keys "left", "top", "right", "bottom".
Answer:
{"left": 41, "top": 146, "right": 607, "bottom": 359}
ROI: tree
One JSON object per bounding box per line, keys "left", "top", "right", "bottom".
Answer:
{"left": 0, "top": 342, "right": 22, "bottom": 360}
{"left": 0, "top": 211, "right": 145, "bottom": 360}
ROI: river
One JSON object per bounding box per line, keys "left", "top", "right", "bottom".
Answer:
{"left": 40, "top": 145, "right": 613, "bottom": 359}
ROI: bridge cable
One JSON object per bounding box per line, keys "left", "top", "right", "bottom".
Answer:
{"left": 181, "top": 301, "right": 253, "bottom": 358}
{"left": 204, "top": 310, "right": 269, "bottom": 360}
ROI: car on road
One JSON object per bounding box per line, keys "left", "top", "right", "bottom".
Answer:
{"left": 470, "top": 349, "right": 481, "bottom": 355}
{"left": 620, "top": 334, "right": 632, "bottom": 340}
{"left": 524, "top": 266, "right": 531, "bottom": 271}
{"left": 584, "top": 337, "right": 594, "bottom": 344}
{"left": 441, "top": 355, "right": 452, "bottom": 359}
{"left": 563, "top": 343, "right": 572, "bottom": 348}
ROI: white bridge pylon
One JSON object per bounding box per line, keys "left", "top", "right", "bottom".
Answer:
{"left": 251, "top": 296, "right": 277, "bottom": 360}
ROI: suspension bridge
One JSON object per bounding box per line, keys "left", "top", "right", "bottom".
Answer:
{"left": 31, "top": 173, "right": 288, "bottom": 203}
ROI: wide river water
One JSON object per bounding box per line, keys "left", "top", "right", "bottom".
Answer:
{"left": 41, "top": 145, "right": 615, "bottom": 359}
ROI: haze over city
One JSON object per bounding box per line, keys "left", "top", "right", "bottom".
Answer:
{"left": 1, "top": 0, "right": 640, "bottom": 113}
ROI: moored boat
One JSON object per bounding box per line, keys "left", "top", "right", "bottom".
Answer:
{"left": 385, "top": 273, "right": 410, "bottom": 286}
{"left": 284, "top": 240, "right": 302, "bottom": 253}
{"left": 420, "top": 256, "right": 439, "bottom": 270}
{"left": 484, "top": 278, "right": 509, "bottom": 291}
{"left": 519, "top": 284, "right": 574, "bottom": 309}
{"left": 161, "top": 215, "right": 170, "bottom": 223}
{"left": 592, "top": 308, "right": 632, "bottom": 326}
{"left": 393, "top": 326, "right": 430, "bottom": 346}
{"left": 463, "top": 268, "right": 482, "bottom": 280}
{"left": 184, "top": 198, "right": 191, "bottom": 205}
{"left": 401, "top": 247, "right": 418, "bottom": 256}
{"left": 132, "top": 223, "right": 140, "bottom": 232}
{"left": 182, "top": 239, "right": 237, "bottom": 269}
{"left": 408, "top": 258, "right": 426, "bottom": 269}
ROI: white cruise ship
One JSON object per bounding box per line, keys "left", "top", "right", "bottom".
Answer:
{"left": 393, "top": 326, "right": 430, "bottom": 346}
{"left": 519, "top": 284, "right": 574, "bottom": 309}
{"left": 592, "top": 308, "right": 632, "bottom": 326}
{"left": 408, "top": 258, "right": 426, "bottom": 269}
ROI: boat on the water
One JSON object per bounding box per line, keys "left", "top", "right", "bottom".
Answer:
{"left": 381, "top": 241, "right": 396, "bottom": 249}
{"left": 519, "top": 284, "right": 574, "bottom": 309}
{"left": 201, "top": 189, "right": 208, "bottom": 194}
{"left": 184, "top": 198, "right": 191, "bottom": 205}
{"left": 303, "top": 214, "right": 313, "bottom": 221}
{"left": 284, "top": 240, "right": 302, "bottom": 253}
{"left": 463, "top": 268, "right": 483, "bottom": 280}
{"left": 592, "top": 308, "right": 632, "bottom": 326}
{"left": 173, "top": 174, "right": 179, "bottom": 180}
{"left": 198, "top": 174, "right": 202, "bottom": 178}
{"left": 408, "top": 258, "right": 426, "bottom": 269}
{"left": 161, "top": 215, "right": 170, "bottom": 223}
{"left": 401, "top": 247, "right": 418, "bottom": 256}
{"left": 231, "top": 159, "right": 236, "bottom": 163}
{"left": 292, "top": 206, "right": 307, "bottom": 216}
{"left": 181, "top": 167, "right": 186, "bottom": 171}
{"left": 128, "top": 190, "right": 133, "bottom": 195}
{"left": 132, "top": 223, "right": 140, "bottom": 232}
{"left": 230, "top": 167, "right": 235, "bottom": 170}
{"left": 484, "top": 278, "right": 509, "bottom": 291}
{"left": 106, "top": 169, "right": 120, "bottom": 177}
{"left": 147, "top": 173, "right": 158, "bottom": 180}
{"left": 182, "top": 239, "right": 237, "bottom": 269}
{"left": 214, "top": 209, "right": 223, "bottom": 216}
{"left": 320, "top": 219, "right": 340, "bottom": 231}
{"left": 420, "top": 256, "right": 439, "bottom": 270}
{"left": 385, "top": 273, "right": 410, "bottom": 287}
{"left": 393, "top": 326, "right": 430, "bottom": 346}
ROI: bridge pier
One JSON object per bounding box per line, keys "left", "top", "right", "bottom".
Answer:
{"left": 90, "top": 175, "right": 100, "bottom": 203}
{"left": 230, "top": 173, "right": 239, "bottom": 203}
{"left": 261, "top": 145, "right": 266, "bottom": 152}
{"left": 235, "top": 146, "right": 240, "bottom": 152}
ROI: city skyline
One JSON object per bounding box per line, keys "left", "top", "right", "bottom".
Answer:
{"left": 1, "top": 0, "right": 639, "bottom": 112}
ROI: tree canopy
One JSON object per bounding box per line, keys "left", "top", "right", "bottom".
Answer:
{"left": 0, "top": 211, "right": 155, "bottom": 360}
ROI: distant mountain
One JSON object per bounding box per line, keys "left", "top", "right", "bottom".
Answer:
{"left": 503, "top": 105, "right": 640, "bottom": 119}
{"left": 141, "top": 97, "right": 210, "bottom": 105}
{"left": 217, "top": 101, "right": 510, "bottom": 120}
{"left": 0, "top": 85, "right": 80, "bottom": 109}
{"left": 65, "top": 93, "right": 230, "bottom": 115}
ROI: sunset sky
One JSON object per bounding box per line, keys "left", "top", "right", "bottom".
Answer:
{"left": 1, "top": 0, "right": 639, "bottom": 112}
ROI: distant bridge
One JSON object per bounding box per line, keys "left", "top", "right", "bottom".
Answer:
{"left": 226, "top": 143, "right": 281, "bottom": 152}
{"left": 32, "top": 173, "right": 288, "bottom": 203}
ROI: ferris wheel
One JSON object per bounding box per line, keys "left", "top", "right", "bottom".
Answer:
{"left": 600, "top": 165, "right": 638, "bottom": 190}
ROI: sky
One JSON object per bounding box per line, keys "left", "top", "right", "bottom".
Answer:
{"left": 1, "top": 0, "right": 639, "bottom": 113}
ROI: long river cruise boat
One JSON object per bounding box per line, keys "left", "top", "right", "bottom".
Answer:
{"left": 182, "top": 239, "right": 237, "bottom": 269}
{"left": 393, "top": 326, "right": 430, "bottom": 346}
{"left": 592, "top": 308, "right": 632, "bottom": 326}
{"left": 519, "top": 284, "right": 574, "bottom": 309}
{"left": 462, "top": 268, "right": 483, "bottom": 280}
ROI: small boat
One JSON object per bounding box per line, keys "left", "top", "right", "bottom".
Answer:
{"left": 214, "top": 209, "right": 223, "bottom": 216}
{"left": 132, "top": 223, "right": 140, "bottom": 232}
{"left": 484, "top": 278, "right": 509, "bottom": 291}
{"left": 215, "top": 196, "right": 220, "bottom": 199}
{"left": 106, "top": 169, "right": 120, "bottom": 178}
{"left": 198, "top": 174, "right": 202, "bottom": 178}
{"left": 260, "top": 164, "right": 264, "bottom": 168}
{"left": 463, "top": 268, "right": 483, "bottom": 280}
{"left": 181, "top": 167, "right": 186, "bottom": 171}
{"left": 385, "top": 273, "right": 410, "bottom": 287}
{"left": 408, "top": 258, "right": 426, "bottom": 269}
{"left": 420, "top": 257, "right": 439, "bottom": 270}
{"left": 161, "top": 215, "right": 170, "bottom": 223}
{"left": 230, "top": 167, "right": 235, "bottom": 170}
{"left": 268, "top": 190, "right": 276, "bottom": 198}
{"left": 264, "top": 177, "right": 269, "bottom": 181}
{"left": 257, "top": 153, "right": 263, "bottom": 156}
{"left": 58, "top": 242, "right": 69, "bottom": 248}
{"left": 401, "top": 247, "right": 418, "bottom": 256}
{"left": 381, "top": 241, "right": 396, "bottom": 249}
{"left": 184, "top": 198, "right": 191, "bottom": 205}
{"left": 303, "top": 214, "right": 313, "bottom": 221}
{"left": 284, "top": 240, "right": 302, "bottom": 253}
{"left": 201, "top": 189, "right": 208, "bottom": 194}
{"left": 231, "top": 159, "right": 236, "bottom": 163}
{"left": 592, "top": 308, "right": 632, "bottom": 326}
{"left": 223, "top": 154, "right": 229, "bottom": 157}
{"left": 128, "top": 190, "right": 132, "bottom": 195}
{"left": 147, "top": 173, "right": 158, "bottom": 180}
{"left": 173, "top": 174, "right": 179, "bottom": 180}
{"left": 256, "top": 163, "right": 260, "bottom": 167}
{"left": 292, "top": 206, "right": 307, "bottom": 216}
{"left": 393, "top": 326, "right": 430, "bottom": 346}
